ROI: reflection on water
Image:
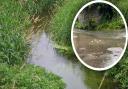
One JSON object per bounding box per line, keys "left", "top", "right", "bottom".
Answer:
{"left": 73, "top": 29, "right": 125, "bottom": 68}
{"left": 28, "top": 32, "right": 87, "bottom": 89}
{"left": 28, "top": 32, "right": 117, "bottom": 89}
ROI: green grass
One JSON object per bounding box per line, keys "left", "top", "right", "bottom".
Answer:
{"left": 50, "top": 0, "right": 90, "bottom": 57}
{"left": 0, "top": 63, "right": 65, "bottom": 89}
{"left": 75, "top": 17, "right": 124, "bottom": 31}
{"left": 0, "top": 0, "right": 65, "bottom": 89}
{"left": 0, "top": 0, "right": 30, "bottom": 65}
{"left": 109, "top": 0, "right": 128, "bottom": 23}
{"left": 22, "top": 0, "right": 64, "bottom": 15}
{"left": 1, "top": 0, "right": 128, "bottom": 88}
{"left": 108, "top": 48, "right": 128, "bottom": 89}
{"left": 96, "top": 17, "right": 124, "bottom": 30}
{"left": 50, "top": 0, "right": 90, "bottom": 46}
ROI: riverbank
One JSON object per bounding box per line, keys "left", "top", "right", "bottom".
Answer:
{"left": 1, "top": 0, "right": 128, "bottom": 89}
{"left": 0, "top": 1, "right": 65, "bottom": 88}
{"left": 28, "top": 31, "right": 117, "bottom": 89}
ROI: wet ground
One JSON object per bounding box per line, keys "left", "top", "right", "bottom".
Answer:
{"left": 73, "top": 29, "right": 125, "bottom": 68}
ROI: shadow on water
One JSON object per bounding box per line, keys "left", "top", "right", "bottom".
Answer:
{"left": 28, "top": 31, "right": 117, "bottom": 89}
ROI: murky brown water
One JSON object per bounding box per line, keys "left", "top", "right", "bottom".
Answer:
{"left": 73, "top": 29, "right": 125, "bottom": 68}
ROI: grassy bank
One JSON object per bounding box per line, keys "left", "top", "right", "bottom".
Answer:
{"left": 0, "top": 63, "right": 65, "bottom": 89}
{"left": 50, "top": 0, "right": 90, "bottom": 58}
{"left": 75, "top": 17, "right": 124, "bottom": 31}
{"left": 0, "top": 0, "right": 65, "bottom": 89}
{"left": 75, "top": 3, "right": 124, "bottom": 31}
{"left": 50, "top": 0, "right": 128, "bottom": 88}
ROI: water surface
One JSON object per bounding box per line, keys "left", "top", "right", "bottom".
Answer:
{"left": 28, "top": 32, "right": 117, "bottom": 89}
{"left": 73, "top": 29, "right": 125, "bottom": 68}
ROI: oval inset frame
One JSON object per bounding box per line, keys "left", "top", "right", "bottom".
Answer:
{"left": 71, "top": 0, "right": 128, "bottom": 71}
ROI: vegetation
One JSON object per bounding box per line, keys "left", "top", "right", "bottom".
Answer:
{"left": 109, "top": 0, "right": 128, "bottom": 23}
{"left": 1, "top": 0, "right": 128, "bottom": 89}
{"left": 75, "top": 18, "right": 124, "bottom": 31}
{"left": 75, "top": 3, "right": 124, "bottom": 31}
{"left": 0, "top": 63, "right": 65, "bottom": 89}
{"left": 107, "top": 1, "right": 128, "bottom": 88}
{"left": 96, "top": 18, "right": 124, "bottom": 30}
{"left": 108, "top": 48, "right": 128, "bottom": 89}
{"left": 50, "top": 0, "right": 90, "bottom": 53}
{"left": 0, "top": 0, "right": 65, "bottom": 89}
{"left": 50, "top": 0, "right": 128, "bottom": 88}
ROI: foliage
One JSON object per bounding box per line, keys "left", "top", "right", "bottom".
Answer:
{"left": 75, "top": 19, "right": 97, "bottom": 30}
{"left": 22, "top": 0, "right": 64, "bottom": 15}
{"left": 108, "top": 48, "right": 128, "bottom": 89}
{"left": 109, "top": 0, "right": 128, "bottom": 23}
{"left": 0, "top": 63, "right": 65, "bottom": 89}
{"left": 96, "top": 18, "right": 124, "bottom": 30}
{"left": 0, "top": 0, "right": 65, "bottom": 89}
{"left": 75, "top": 3, "right": 124, "bottom": 31}
{"left": 50, "top": 0, "right": 128, "bottom": 88}
{"left": 106, "top": 1, "right": 128, "bottom": 89}
{"left": 75, "top": 17, "right": 124, "bottom": 31}
{"left": 75, "top": 21, "right": 88, "bottom": 30}
{"left": 0, "top": 0, "right": 30, "bottom": 65}
{"left": 50, "top": 0, "right": 90, "bottom": 46}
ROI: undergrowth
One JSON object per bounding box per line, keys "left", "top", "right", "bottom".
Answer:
{"left": 50, "top": 0, "right": 90, "bottom": 57}
{"left": 0, "top": 63, "right": 65, "bottom": 89}
{"left": 0, "top": 0, "right": 65, "bottom": 89}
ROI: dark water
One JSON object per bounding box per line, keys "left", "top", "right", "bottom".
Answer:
{"left": 73, "top": 29, "right": 125, "bottom": 68}
{"left": 28, "top": 32, "right": 117, "bottom": 89}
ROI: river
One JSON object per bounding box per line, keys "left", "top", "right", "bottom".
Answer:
{"left": 28, "top": 31, "right": 117, "bottom": 89}
{"left": 73, "top": 29, "right": 125, "bottom": 68}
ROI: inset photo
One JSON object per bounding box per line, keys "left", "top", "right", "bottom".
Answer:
{"left": 71, "top": 1, "right": 127, "bottom": 71}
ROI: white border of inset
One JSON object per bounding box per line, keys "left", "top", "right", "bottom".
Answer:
{"left": 71, "top": 0, "right": 128, "bottom": 71}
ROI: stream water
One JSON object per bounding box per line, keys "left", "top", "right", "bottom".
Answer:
{"left": 28, "top": 31, "right": 118, "bottom": 89}
{"left": 73, "top": 29, "right": 125, "bottom": 68}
